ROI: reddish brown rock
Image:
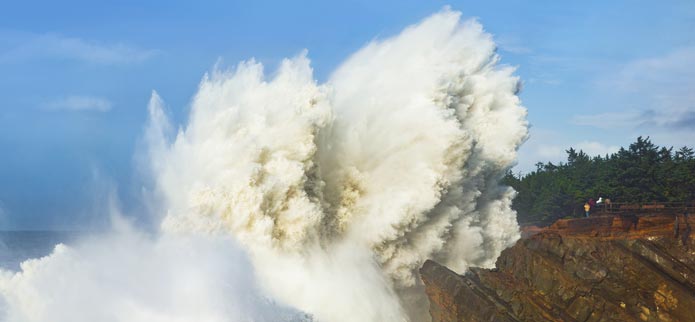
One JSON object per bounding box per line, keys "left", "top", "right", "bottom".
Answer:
{"left": 420, "top": 214, "right": 695, "bottom": 322}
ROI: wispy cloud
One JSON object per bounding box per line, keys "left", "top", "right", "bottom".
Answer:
{"left": 496, "top": 35, "right": 532, "bottom": 55}
{"left": 0, "top": 31, "right": 158, "bottom": 64}
{"left": 574, "top": 47, "right": 695, "bottom": 132}
{"left": 609, "top": 47, "right": 695, "bottom": 95}
{"left": 525, "top": 75, "right": 562, "bottom": 86}
{"left": 0, "top": 200, "right": 7, "bottom": 228}
{"left": 45, "top": 95, "right": 113, "bottom": 112}
{"left": 574, "top": 109, "right": 695, "bottom": 131}
{"left": 572, "top": 111, "right": 643, "bottom": 129}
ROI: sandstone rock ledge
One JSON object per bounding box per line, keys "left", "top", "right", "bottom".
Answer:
{"left": 420, "top": 214, "right": 695, "bottom": 322}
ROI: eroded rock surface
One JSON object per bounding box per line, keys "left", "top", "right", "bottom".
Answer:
{"left": 420, "top": 214, "right": 695, "bottom": 322}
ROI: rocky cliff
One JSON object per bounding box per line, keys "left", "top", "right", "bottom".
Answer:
{"left": 420, "top": 214, "right": 695, "bottom": 322}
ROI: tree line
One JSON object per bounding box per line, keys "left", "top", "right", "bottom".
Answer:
{"left": 504, "top": 137, "right": 695, "bottom": 225}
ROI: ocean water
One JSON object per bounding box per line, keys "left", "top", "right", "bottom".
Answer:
{"left": 0, "top": 231, "right": 79, "bottom": 271}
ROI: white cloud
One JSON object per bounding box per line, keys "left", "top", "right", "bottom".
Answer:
{"left": 0, "top": 31, "right": 157, "bottom": 64}
{"left": 576, "top": 47, "right": 695, "bottom": 131}
{"left": 534, "top": 144, "right": 566, "bottom": 161}
{"left": 496, "top": 35, "right": 532, "bottom": 54}
{"left": 515, "top": 128, "right": 564, "bottom": 173}
{"left": 46, "top": 95, "right": 113, "bottom": 112}
{"left": 611, "top": 47, "right": 695, "bottom": 96}
{"left": 534, "top": 140, "right": 619, "bottom": 163}
{"left": 574, "top": 141, "right": 620, "bottom": 157}
{"left": 525, "top": 76, "right": 562, "bottom": 86}
{"left": 516, "top": 128, "right": 620, "bottom": 174}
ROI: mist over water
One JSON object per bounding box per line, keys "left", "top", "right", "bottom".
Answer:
{"left": 0, "top": 223, "right": 307, "bottom": 322}
{"left": 0, "top": 9, "right": 527, "bottom": 322}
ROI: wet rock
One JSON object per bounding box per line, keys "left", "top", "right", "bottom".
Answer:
{"left": 420, "top": 214, "right": 695, "bottom": 322}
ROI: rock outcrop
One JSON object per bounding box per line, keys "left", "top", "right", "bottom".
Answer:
{"left": 420, "top": 214, "right": 695, "bottom": 322}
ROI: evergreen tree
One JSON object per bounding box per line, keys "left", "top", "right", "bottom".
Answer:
{"left": 508, "top": 137, "right": 695, "bottom": 224}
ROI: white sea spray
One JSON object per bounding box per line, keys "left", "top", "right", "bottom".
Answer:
{"left": 0, "top": 9, "right": 527, "bottom": 322}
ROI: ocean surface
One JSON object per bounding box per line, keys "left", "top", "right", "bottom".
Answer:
{"left": 0, "top": 231, "right": 79, "bottom": 271}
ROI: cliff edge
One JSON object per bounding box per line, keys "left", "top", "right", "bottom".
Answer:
{"left": 420, "top": 214, "right": 695, "bottom": 322}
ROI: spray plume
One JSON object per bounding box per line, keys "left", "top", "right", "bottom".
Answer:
{"left": 0, "top": 9, "right": 527, "bottom": 322}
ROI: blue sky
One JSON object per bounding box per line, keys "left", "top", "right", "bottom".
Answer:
{"left": 1, "top": 0, "right": 694, "bottom": 230}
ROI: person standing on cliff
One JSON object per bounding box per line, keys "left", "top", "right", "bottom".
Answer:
{"left": 584, "top": 202, "right": 590, "bottom": 217}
